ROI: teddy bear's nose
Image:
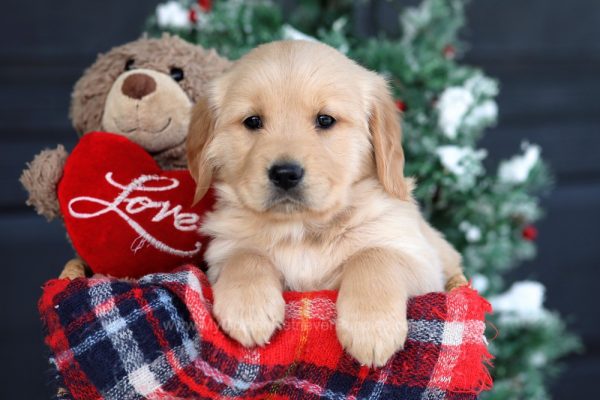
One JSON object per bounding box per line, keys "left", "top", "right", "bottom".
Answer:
{"left": 121, "top": 73, "right": 157, "bottom": 100}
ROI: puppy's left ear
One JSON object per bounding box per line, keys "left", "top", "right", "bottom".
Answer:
{"left": 368, "top": 76, "right": 409, "bottom": 200}
{"left": 187, "top": 96, "right": 216, "bottom": 204}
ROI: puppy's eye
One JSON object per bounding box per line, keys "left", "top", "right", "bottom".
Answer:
{"left": 316, "top": 114, "right": 336, "bottom": 129}
{"left": 170, "top": 67, "right": 184, "bottom": 82}
{"left": 243, "top": 116, "right": 263, "bottom": 130}
{"left": 124, "top": 59, "right": 135, "bottom": 71}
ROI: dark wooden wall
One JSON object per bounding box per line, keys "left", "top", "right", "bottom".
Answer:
{"left": 0, "top": 0, "right": 598, "bottom": 398}
{"left": 467, "top": 1, "right": 600, "bottom": 396}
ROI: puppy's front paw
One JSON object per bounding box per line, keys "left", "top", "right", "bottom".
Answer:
{"left": 336, "top": 295, "right": 408, "bottom": 368}
{"left": 212, "top": 282, "right": 285, "bottom": 347}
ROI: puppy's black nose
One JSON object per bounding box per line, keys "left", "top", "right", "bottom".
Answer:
{"left": 268, "top": 163, "right": 304, "bottom": 190}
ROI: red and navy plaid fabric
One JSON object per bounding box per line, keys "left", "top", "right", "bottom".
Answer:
{"left": 39, "top": 265, "right": 492, "bottom": 400}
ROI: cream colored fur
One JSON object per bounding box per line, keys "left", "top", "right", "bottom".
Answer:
{"left": 188, "top": 40, "right": 465, "bottom": 367}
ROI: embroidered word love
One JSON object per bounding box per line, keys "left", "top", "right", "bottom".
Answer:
{"left": 68, "top": 172, "right": 202, "bottom": 257}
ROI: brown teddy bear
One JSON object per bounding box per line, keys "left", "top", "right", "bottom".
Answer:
{"left": 20, "top": 34, "right": 230, "bottom": 278}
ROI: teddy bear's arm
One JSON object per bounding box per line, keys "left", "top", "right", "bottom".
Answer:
{"left": 20, "top": 145, "right": 68, "bottom": 221}
{"left": 58, "top": 257, "right": 88, "bottom": 280}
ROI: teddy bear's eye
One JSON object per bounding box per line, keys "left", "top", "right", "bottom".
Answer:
{"left": 170, "top": 67, "right": 184, "bottom": 82}
{"left": 124, "top": 59, "right": 135, "bottom": 71}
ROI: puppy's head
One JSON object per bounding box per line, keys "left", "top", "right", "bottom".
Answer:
{"left": 188, "top": 40, "right": 408, "bottom": 220}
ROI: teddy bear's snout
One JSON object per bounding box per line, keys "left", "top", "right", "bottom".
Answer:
{"left": 121, "top": 73, "right": 157, "bottom": 100}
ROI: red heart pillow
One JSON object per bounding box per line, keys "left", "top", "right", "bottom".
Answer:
{"left": 58, "top": 132, "right": 214, "bottom": 278}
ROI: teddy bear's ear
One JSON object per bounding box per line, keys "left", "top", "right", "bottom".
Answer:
{"left": 187, "top": 96, "right": 216, "bottom": 204}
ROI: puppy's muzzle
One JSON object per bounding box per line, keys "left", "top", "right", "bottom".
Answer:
{"left": 268, "top": 162, "right": 304, "bottom": 190}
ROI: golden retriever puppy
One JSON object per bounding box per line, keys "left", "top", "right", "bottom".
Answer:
{"left": 187, "top": 40, "right": 466, "bottom": 367}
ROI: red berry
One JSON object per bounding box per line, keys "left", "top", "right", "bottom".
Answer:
{"left": 189, "top": 9, "right": 197, "bottom": 23}
{"left": 522, "top": 225, "right": 538, "bottom": 241}
{"left": 198, "top": 0, "right": 212, "bottom": 12}
{"left": 395, "top": 100, "right": 407, "bottom": 112}
{"left": 443, "top": 45, "right": 456, "bottom": 59}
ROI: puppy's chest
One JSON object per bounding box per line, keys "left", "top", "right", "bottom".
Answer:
{"left": 268, "top": 237, "right": 349, "bottom": 292}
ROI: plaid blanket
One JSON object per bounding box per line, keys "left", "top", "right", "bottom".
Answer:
{"left": 39, "top": 265, "right": 492, "bottom": 400}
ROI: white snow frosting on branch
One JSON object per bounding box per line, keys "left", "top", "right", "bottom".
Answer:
{"left": 156, "top": 1, "right": 190, "bottom": 29}
{"left": 281, "top": 22, "right": 349, "bottom": 53}
{"left": 464, "top": 100, "right": 498, "bottom": 129}
{"left": 498, "top": 142, "right": 541, "bottom": 184}
{"left": 436, "top": 87, "right": 474, "bottom": 139}
{"left": 471, "top": 274, "right": 489, "bottom": 293}
{"left": 436, "top": 145, "right": 487, "bottom": 176}
{"left": 400, "top": 0, "right": 432, "bottom": 44}
{"left": 464, "top": 73, "right": 499, "bottom": 98}
{"left": 459, "top": 221, "right": 482, "bottom": 242}
{"left": 281, "top": 24, "right": 318, "bottom": 42}
{"left": 436, "top": 145, "right": 487, "bottom": 190}
{"left": 489, "top": 281, "right": 547, "bottom": 323}
{"left": 437, "top": 73, "right": 498, "bottom": 138}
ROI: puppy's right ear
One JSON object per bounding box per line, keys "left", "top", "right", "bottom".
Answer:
{"left": 187, "top": 96, "right": 216, "bottom": 204}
